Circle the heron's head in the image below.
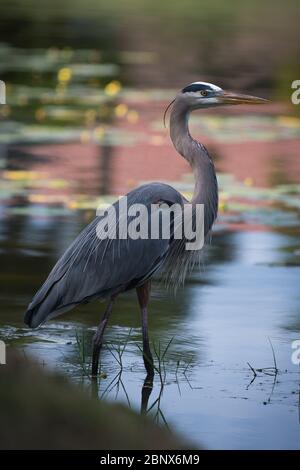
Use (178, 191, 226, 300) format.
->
(177, 81, 267, 109)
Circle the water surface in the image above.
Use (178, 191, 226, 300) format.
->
(1, 209, 300, 449)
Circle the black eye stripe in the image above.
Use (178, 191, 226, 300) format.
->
(182, 83, 213, 93)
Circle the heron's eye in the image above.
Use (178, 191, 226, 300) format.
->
(200, 90, 208, 97)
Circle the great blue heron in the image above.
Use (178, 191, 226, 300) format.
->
(25, 81, 266, 378)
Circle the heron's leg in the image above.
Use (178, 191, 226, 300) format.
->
(92, 299, 113, 378)
(141, 372, 154, 414)
(136, 281, 154, 378)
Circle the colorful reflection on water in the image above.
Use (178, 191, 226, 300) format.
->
(0, 39, 300, 449)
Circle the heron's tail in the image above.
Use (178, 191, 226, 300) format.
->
(24, 274, 76, 328)
(25, 299, 76, 329)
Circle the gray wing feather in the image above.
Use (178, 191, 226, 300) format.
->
(25, 183, 183, 327)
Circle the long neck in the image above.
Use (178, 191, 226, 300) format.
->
(170, 98, 218, 234)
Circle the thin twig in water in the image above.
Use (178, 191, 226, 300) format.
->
(246, 362, 257, 389)
(245, 338, 279, 400)
(75, 328, 90, 378)
(267, 370, 278, 404)
(175, 359, 182, 395)
(268, 337, 278, 372)
(100, 371, 120, 399)
(247, 362, 257, 377)
(99, 330, 132, 406)
(183, 357, 193, 375)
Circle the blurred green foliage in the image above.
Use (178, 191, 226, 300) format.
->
(0, 0, 299, 92)
(0, 351, 188, 449)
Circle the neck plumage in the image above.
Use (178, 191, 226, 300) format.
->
(170, 98, 218, 234)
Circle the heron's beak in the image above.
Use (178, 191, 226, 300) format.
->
(218, 91, 268, 105)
